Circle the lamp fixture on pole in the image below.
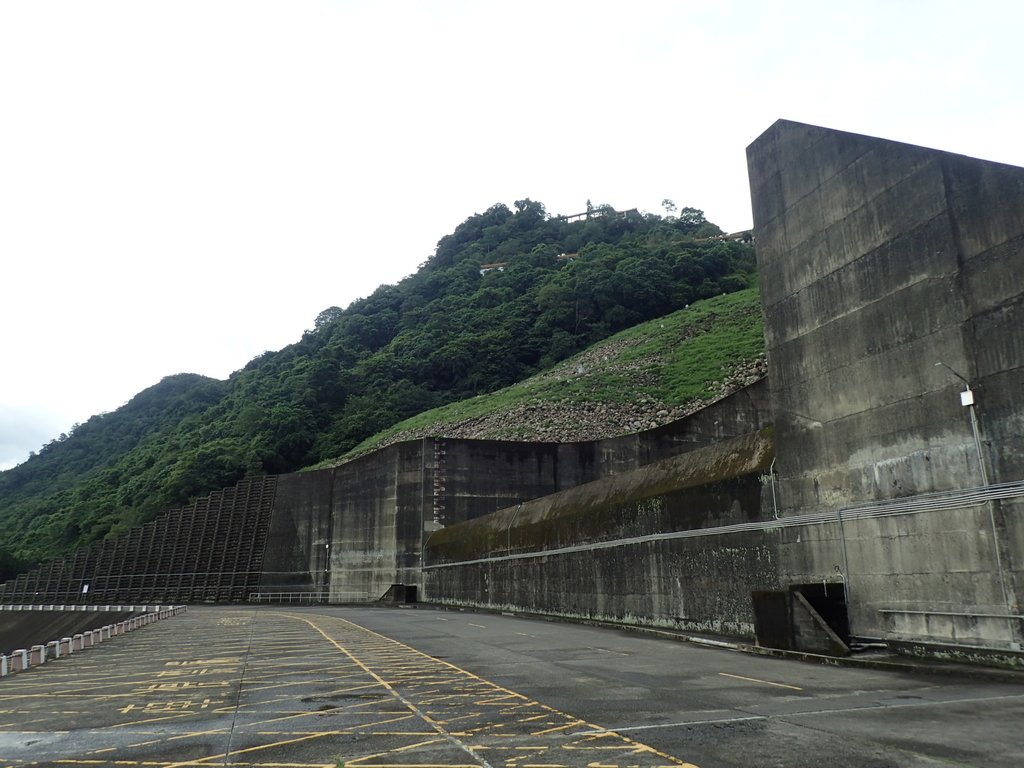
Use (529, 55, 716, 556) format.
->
(934, 362, 1017, 648)
(933, 362, 987, 485)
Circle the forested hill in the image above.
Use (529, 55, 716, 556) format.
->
(0, 199, 756, 570)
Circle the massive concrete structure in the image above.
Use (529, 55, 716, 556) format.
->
(749, 119, 1024, 507)
(421, 121, 1024, 654)
(0, 386, 768, 605)
(3, 121, 1021, 656)
(749, 120, 1024, 647)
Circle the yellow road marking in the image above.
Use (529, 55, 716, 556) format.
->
(160, 729, 344, 768)
(286, 612, 699, 767)
(717, 672, 803, 690)
(3, 609, 702, 768)
(285, 615, 496, 767)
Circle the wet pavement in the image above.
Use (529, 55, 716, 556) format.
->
(1, 605, 1022, 767)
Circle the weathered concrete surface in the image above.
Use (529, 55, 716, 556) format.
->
(257, 382, 772, 604)
(424, 431, 776, 636)
(748, 119, 1024, 508)
(781, 501, 1021, 646)
(748, 120, 1024, 648)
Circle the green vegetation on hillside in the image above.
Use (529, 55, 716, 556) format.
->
(339, 288, 764, 458)
(0, 200, 759, 566)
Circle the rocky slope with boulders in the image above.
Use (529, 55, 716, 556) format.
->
(366, 356, 766, 448)
(337, 291, 767, 460)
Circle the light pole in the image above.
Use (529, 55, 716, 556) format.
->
(934, 362, 1018, 648)
(934, 362, 988, 485)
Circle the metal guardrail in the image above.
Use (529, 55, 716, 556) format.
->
(248, 592, 329, 603)
(247, 592, 376, 604)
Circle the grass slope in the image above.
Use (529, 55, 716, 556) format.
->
(328, 287, 764, 463)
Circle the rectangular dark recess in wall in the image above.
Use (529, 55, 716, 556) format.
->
(791, 582, 850, 644)
(751, 590, 792, 650)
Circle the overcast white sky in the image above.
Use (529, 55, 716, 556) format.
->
(2, 0, 1022, 470)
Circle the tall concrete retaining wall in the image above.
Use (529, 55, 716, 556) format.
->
(747, 119, 1024, 648)
(257, 382, 772, 603)
(423, 428, 1024, 647)
(748, 119, 1024, 508)
(423, 431, 778, 635)
(1, 382, 769, 608)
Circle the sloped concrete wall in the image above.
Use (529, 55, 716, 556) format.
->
(423, 432, 778, 635)
(258, 382, 772, 602)
(258, 471, 330, 594)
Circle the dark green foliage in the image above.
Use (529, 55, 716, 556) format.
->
(0, 547, 26, 582)
(0, 202, 756, 565)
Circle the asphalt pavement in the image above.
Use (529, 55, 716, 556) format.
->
(0, 604, 1021, 767)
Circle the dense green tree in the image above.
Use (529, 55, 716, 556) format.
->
(0, 200, 756, 566)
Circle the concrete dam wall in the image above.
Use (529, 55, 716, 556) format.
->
(0, 385, 769, 606)
(260, 383, 771, 602)
(750, 120, 1024, 648)
(423, 431, 777, 636)
(2, 120, 1021, 654)
(416, 121, 1024, 651)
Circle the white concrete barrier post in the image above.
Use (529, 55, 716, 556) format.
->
(11, 650, 28, 672)
(60, 637, 72, 655)
(47, 640, 60, 658)
(29, 645, 46, 665)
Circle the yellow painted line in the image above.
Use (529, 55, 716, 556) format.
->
(160, 729, 345, 768)
(109, 711, 201, 729)
(390, 737, 447, 754)
(529, 720, 585, 736)
(251, 730, 435, 736)
(248, 710, 415, 731)
(295, 612, 700, 767)
(285, 617, 493, 768)
(717, 672, 803, 691)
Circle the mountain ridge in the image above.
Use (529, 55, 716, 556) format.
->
(0, 199, 759, 567)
